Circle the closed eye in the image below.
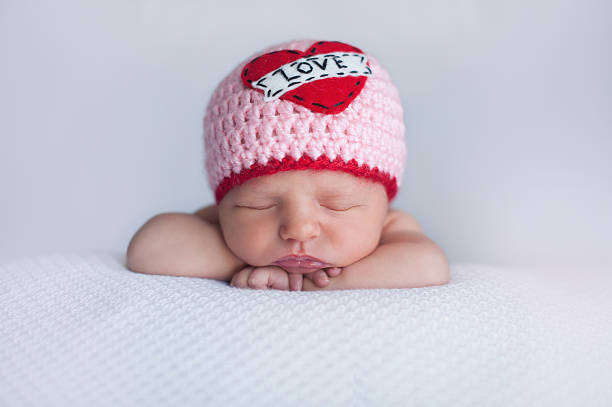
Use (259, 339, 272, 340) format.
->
(321, 204, 359, 212)
(236, 204, 276, 210)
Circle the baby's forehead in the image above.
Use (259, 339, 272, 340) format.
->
(237, 170, 374, 195)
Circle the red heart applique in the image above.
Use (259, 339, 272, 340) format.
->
(241, 41, 372, 115)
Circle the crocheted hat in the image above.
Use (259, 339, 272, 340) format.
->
(203, 39, 406, 205)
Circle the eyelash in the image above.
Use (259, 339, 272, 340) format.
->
(238, 205, 275, 210)
(237, 204, 357, 212)
(321, 204, 356, 212)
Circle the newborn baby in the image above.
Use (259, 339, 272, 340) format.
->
(127, 39, 450, 291)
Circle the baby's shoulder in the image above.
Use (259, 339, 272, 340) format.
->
(383, 208, 424, 234)
(378, 209, 430, 246)
(193, 204, 219, 224)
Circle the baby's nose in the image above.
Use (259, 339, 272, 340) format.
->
(279, 213, 320, 242)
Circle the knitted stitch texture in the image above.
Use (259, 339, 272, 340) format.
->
(3, 252, 612, 406)
(203, 39, 406, 204)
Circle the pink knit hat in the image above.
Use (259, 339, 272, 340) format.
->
(203, 39, 406, 205)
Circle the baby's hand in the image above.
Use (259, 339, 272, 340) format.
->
(303, 267, 343, 288)
(229, 265, 343, 291)
(230, 265, 297, 291)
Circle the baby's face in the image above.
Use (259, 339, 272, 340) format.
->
(217, 169, 389, 272)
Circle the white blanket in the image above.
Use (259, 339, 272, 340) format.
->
(1, 251, 610, 406)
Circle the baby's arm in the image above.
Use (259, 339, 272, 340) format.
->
(126, 208, 246, 281)
(302, 211, 450, 291)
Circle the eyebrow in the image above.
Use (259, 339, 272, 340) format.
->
(239, 178, 372, 198)
(318, 188, 357, 198)
(239, 187, 358, 199)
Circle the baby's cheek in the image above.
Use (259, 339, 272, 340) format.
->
(225, 222, 275, 264)
(330, 221, 381, 262)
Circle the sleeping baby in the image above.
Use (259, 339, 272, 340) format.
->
(126, 39, 450, 291)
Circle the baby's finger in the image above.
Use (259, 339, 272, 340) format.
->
(267, 267, 292, 290)
(326, 267, 342, 277)
(230, 266, 253, 288)
(313, 269, 330, 288)
(288, 273, 303, 291)
(303, 271, 316, 281)
(247, 267, 273, 289)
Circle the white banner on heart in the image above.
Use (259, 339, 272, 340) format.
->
(251, 51, 372, 102)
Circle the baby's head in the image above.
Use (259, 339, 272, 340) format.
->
(203, 39, 406, 270)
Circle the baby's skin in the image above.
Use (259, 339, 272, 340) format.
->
(127, 169, 450, 291)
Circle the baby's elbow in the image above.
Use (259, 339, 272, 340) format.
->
(126, 228, 152, 275)
(425, 244, 450, 286)
(125, 213, 175, 275)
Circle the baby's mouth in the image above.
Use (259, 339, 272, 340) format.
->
(272, 255, 331, 272)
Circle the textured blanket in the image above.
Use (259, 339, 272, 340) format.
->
(1, 251, 610, 406)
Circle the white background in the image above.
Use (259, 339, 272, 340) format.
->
(1, 0, 610, 270)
